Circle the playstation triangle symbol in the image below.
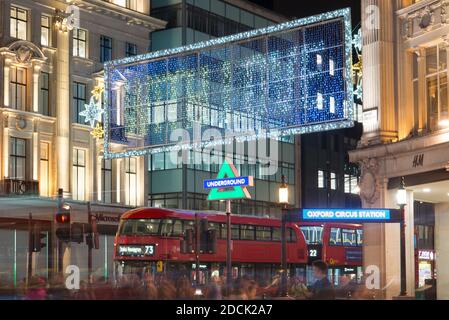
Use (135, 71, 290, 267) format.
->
(207, 158, 252, 201)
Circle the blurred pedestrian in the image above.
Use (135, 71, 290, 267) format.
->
(176, 276, 194, 299)
(307, 261, 335, 300)
(158, 279, 177, 300)
(205, 272, 223, 300)
(25, 276, 47, 300)
(246, 280, 259, 300)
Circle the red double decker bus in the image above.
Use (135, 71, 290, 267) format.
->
(299, 222, 363, 285)
(113, 208, 309, 286)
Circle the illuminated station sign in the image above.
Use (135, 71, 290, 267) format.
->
(298, 208, 402, 223)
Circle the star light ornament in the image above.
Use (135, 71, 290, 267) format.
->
(91, 123, 105, 139)
(80, 96, 104, 128)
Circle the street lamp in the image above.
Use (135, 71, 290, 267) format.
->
(279, 175, 289, 297)
(396, 177, 407, 297)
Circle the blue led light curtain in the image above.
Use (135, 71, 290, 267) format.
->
(104, 9, 353, 158)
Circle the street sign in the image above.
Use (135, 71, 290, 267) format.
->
(204, 176, 254, 190)
(291, 208, 402, 223)
(206, 158, 253, 201)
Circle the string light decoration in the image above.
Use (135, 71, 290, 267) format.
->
(103, 8, 354, 159)
(352, 28, 363, 102)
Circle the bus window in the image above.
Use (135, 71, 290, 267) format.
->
(119, 220, 134, 235)
(288, 228, 297, 242)
(357, 229, 363, 246)
(300, 226, 323, 244)
(135, 219, 160, 235)
(231, 224, 240, 240)
(160, 219, 174, 236)
(172, 220, 183, 236)
(272, 227, 281, 241)
(219, 223, 227, 239)
(240, 225, 255, 240)
(342, 229, 357, 246)
(329, 228, 341, 245)
(256, 226, 271, 241)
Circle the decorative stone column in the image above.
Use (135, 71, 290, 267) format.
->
(56, 29, 71, 197)
(3, 58, 11, 107)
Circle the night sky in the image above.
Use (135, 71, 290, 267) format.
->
(250, 0, 361, 29)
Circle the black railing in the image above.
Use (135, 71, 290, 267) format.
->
(1, 179, 39, 196)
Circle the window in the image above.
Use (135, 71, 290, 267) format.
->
(344, 174, 359, 194)
(73, 28, 87, 58)
(160, 219, 174, 236)
(40, 143, 49, 197)
(9, 138, 26, 180)
(329, 59, 335, 76)
(318, 170, 325, 189)
(256, 226, 271, 241)
(151, 153, 165, 171)
(10, 6, 27, 40)
(426, 45, 448, 131)
(317, 93, 323, 110)
(342, 229, 357, 246)
(102, 158, 112, 203)
(300, 226, 323, 245)
(272, 227, 281, 241)
(72, 149, 86, 201)
(40, 72, 50, 116)
(100, 35, 112, 62)
(126, 42, 137, 57)
(125, 158, 137, 206)
(288, 229, 297, 242)
(357, 229, 363, 246)
(41, 15, 50, 46)
(9, 66, 27, 110)
(72, 82, 86, 123)
(231, 224, 240, 240)
(240, 225, 255, 240)
(413, 53, 419, 132)
(329, 227, 342, 246)
(330, 172, 337, 190)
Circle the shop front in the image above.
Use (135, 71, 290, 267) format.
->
(350, 130, 449, 299)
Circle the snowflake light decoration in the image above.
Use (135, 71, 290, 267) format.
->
(80, 96, 104, 128)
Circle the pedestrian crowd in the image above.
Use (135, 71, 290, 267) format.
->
(0, 261, 379, 300)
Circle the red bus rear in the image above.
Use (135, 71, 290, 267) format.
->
(113, 208, 309, 286)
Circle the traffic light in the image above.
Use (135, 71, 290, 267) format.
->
(30, 223, 47, 253)
(207, 229, 218, 254)
(55, 202, 71, 242)
(199, 218, 209, 253)
(71, 223, 84, 244)
(180, 229, 194, 254)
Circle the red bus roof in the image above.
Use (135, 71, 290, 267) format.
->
(120, 207, 285, 226)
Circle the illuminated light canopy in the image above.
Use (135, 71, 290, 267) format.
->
(103, 8, 354, 159)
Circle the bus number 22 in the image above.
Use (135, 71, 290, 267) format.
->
(309, 249, 318, 257)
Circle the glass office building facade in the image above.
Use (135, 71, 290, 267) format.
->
(148, 0, 296, 217)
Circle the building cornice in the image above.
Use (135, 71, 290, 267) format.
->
(70, 0, 167, 31)
(349, 129, 449, 163)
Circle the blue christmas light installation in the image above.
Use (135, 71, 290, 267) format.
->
(103, 8, 354, 159)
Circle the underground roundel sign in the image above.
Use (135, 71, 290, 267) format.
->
(205, 158, 254, 201)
